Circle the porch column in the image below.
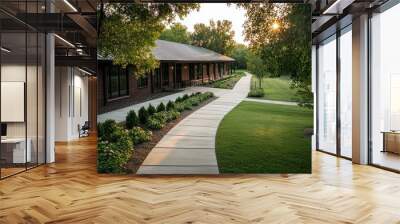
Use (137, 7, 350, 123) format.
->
(201, 63, 204, 84)
(174, 63, 177, 88)
(352, 14, 369, 164)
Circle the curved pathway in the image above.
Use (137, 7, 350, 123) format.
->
(244, 98, 299, 106)
(137, 73, 252, 174)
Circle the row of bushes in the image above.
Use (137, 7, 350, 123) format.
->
(126, 92, 214, 130)
(97, 92, 214, 173)
(209, 71, 246, 89)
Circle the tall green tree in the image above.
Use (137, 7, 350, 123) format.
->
(240, 4, 312, 108)
(159, 23, 191, 44)
(231, 44, 250, 69)
(246, 51, 267, 88)
(98, 3, 199, 76)
(191, 20, 236, 55)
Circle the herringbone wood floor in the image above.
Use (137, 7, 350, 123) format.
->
(1, 136, 400, 224)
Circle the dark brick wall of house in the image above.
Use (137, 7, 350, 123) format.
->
(97, 62, 154, 114)
(98, 61, 234, 114)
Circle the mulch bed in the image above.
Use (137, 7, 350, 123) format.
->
(125, 96, 217, 173)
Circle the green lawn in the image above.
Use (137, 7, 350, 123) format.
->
(216, 101, 312, 173)
(209, 70, 246, 89)
(251, 76, 299, 102)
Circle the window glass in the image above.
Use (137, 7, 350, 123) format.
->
(371, 4, 400, 171)
(138, 75, 148, 88)
(107, 66, 129, 99)
(317, 35, 337, 154)
(340, 27, 352, 158)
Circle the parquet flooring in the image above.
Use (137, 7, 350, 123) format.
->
(1, 135, 400, 223)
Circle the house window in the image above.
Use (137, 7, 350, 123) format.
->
(137, 75, 149, 88)
(154, 68, 161, 89)
(196, 64, 202, 80)
(107, 66, 129, 99)
(162, 63, 169, 86)
(189, 64, 195, 80)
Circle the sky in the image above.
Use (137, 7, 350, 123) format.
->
(174, 3, 247, 45)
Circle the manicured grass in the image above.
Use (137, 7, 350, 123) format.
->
(216, 101, 312, 173)
(251, 76, 299, 102)
(209, 70, 246, 89)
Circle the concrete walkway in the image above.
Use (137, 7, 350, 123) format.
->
(244, 98, 299, 106)
(137, 73, 252, 174)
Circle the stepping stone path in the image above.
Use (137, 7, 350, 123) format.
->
(137, 73, 252, 174)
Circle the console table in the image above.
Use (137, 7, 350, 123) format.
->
(382, 131, 400, 154)
(1, 138, 31, 164)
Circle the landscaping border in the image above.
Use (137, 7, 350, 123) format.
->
(126, 96, 216, 173)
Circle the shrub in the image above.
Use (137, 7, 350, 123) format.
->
(166, 100, 175, 111)
(97, 131, 133, 173)
(248, 88, 265, 97)
(152, 112, 168, 124)
(138, 107, 149, 124)
(146, 116, 166, 130)
(175, 96, 182, 103)
(188, 97, 200, 106)
(147, 104, 156, 115)
(125, 110, 139, 129)
(167, 110, 180, 121)
(204, 92, 214, 99)
(97, 119, 122, 142)
(159, 111, 181, 122)
(156, 102, 166, 112)
(175, 102, 185, 112)
(128, 127, 152, 145)
(183, 101, 193, 110)
(182, 94, 189, 101)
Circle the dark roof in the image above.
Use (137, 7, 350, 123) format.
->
(153, 40, 234, 62)
(99, 40, 235, 62)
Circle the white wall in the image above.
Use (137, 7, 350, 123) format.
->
(55, 67, 89, 141)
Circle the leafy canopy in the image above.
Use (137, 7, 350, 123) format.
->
(231, 44, 250, 69)
(191, 20, 236, 56)
(159, 22, 191, 44)
(98, 3, 199, 76)
(239, 4, 312, 107)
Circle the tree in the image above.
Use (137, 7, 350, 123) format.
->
(159, 23, 191, 44)
(240, 4, 312, 108)
(191, 20, 236, 55)
(98, 3, 199, 76)
(246, 51, 267, 89)
(230, 44, 250, 69)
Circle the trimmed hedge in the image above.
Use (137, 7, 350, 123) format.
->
(166, 101, 175, 111)
(138, 107, 149, 124)
(126, 110, 139, 129)
(248, 88, 265, 97)
(156, 102, 166, 112)
(147, 104, 156, 116)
